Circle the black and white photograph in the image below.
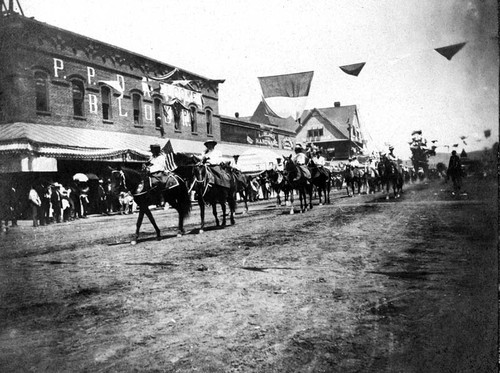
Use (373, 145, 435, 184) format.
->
(0, 0, 498, 371)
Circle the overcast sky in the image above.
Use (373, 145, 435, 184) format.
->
(19, 0, 498, 158)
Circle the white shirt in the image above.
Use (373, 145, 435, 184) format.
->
(29, 188, 41, 206)
(294, 152, 307, 165)
(204, 148, 223, 164)
(148, 152, 167, 173)
(387, 152, 397, 162)
(314, 156, 326, 166)
(349, 159, 360, 168)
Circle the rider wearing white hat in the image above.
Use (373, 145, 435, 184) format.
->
(293, 144, 311, 180)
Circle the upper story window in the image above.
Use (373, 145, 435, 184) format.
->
(132, 93, 142, 125)
(190, 105, 198, 133)
(35, 71, 49, 112)
(154, 98, 163, 129)
(205, 108, 213, 135)
(307, 128, 323, 139)
(71, 79, 85, 117)
(101, 86, 112, 120)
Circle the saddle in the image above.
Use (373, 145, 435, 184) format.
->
(206, 165, 231, 189)
(136, 171, 179, 194)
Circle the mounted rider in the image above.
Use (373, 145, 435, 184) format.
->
(202, 140, 231, 188)
(293, 143, 311, 181)
(311, 149, 330, 178)
(146, 144, 169, 187)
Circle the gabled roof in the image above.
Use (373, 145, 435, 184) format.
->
(299, 105, 358, 138)
(249, 101, 299, 132)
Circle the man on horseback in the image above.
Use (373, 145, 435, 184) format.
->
(202, 140, 231, 188)
(292, 144, 311, 181)
(146, 144, 169, 188)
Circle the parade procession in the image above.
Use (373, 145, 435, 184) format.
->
(0, 1, 498, 372)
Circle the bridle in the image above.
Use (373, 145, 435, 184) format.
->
(189, 162, 210, 197)
(111, 170, 127, 192)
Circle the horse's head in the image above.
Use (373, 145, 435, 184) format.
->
(109, 168, 127, 195)
(192, 162, 208, 184)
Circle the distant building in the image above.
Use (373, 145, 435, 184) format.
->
(220, 114, 296, 152)
(296, 102, 365, 160)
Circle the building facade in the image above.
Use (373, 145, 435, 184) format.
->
(0, 12, 226, 175)
(296, 102, 365, 160)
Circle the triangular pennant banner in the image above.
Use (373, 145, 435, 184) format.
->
(339, 62, 366, 77)
(258, 71, 314, 98)
(434, 42, 466, 60)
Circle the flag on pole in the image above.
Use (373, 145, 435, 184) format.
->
(257, 71, 314, 119)
(339, 62, 366, 77)
(434, 42, 466, 60)
(162, 140, 178, 171)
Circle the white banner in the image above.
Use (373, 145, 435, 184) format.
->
(159, 83, 203, 108)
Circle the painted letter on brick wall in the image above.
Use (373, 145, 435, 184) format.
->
(88, 94, 98, 114)
(87, 67, 95, 85)
(53, 59, 64, 78)
(144, 104, 152, 121)
(118, 98, 128, 117)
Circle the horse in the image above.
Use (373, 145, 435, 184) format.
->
(109, 166, 191, 243)
(283, 155, 313, 213)
(308, 162, 331, 205)
(380, 157, 404, 199)
(266, 169, 292, 207)
(343, 164, 357, 197)
(191, 162, 236, 232)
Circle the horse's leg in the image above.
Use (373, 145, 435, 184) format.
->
(131, 209, 145, 244)
(220, 200, 227, 226)
(289, 188, 295, 214)
(144, 207, 161, 238)
(212, 201, 221, 226)
(198, 198, 205, 233)
(308, 185, 313, 210)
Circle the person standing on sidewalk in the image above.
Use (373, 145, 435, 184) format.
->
(28, 185, 41, 227)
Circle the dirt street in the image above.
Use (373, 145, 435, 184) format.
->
(0, 178, 497, 372)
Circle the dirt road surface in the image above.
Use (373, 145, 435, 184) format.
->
(0, 178, 497, 372)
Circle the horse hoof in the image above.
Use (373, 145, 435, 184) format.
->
(130, 240, 137, 245)
(290, 209, 294, 215)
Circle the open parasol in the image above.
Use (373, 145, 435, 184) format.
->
(73, 173, 89, 182)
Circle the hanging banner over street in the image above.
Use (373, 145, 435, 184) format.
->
(258, 71, 314, 119)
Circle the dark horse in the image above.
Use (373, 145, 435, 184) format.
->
(266, 169, 292, 207)
(343, 164, 358, 197)
(109, 167, 191, 244)
(308, 162, 331, 204)
(378, 157, 404, 199)
(283, 155, 313, 214)
(175, 153, 236, 233)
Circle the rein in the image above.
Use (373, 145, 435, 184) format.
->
(191, 164, 210, 197)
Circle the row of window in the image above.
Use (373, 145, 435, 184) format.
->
(34, 71, 213, 135)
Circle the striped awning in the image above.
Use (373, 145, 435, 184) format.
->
(0, 122, 293, 165)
